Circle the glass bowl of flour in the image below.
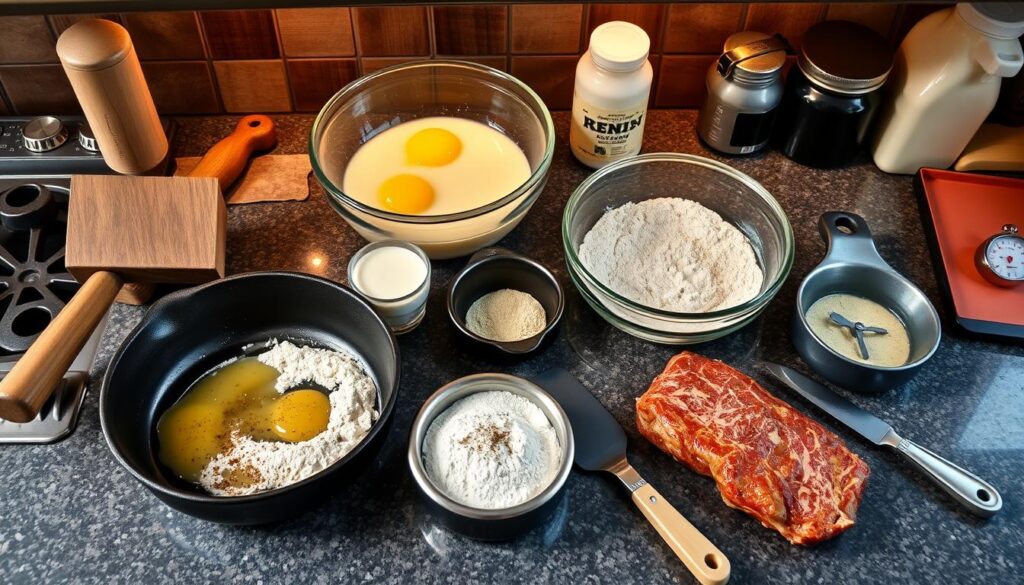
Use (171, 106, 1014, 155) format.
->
(562, 153, 794, 344)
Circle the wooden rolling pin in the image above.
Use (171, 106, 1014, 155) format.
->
(0, 115, 277, 423)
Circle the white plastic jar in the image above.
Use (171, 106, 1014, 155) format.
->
(569, 21, 653, 169)
(871, 3, 1024, 174)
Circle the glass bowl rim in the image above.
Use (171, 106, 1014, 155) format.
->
(562, 152, 795, 320)
(309, 59, 556, 225)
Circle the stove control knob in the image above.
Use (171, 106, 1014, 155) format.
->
(77, 122, 100, 152)
(22, 116, 68, 153)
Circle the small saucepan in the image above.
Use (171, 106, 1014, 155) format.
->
(793, 212, 941, 392)
(446, 248, 564, 360)
(100, 272, 400, 524)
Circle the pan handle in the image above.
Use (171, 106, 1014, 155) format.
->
(615, 462, 731, 585)
(187, 114, 278, 191)
(0, 270, 122, 423)
(817, 212, 891, 270)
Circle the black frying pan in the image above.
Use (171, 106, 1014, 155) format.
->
(100, 272, 400, 525)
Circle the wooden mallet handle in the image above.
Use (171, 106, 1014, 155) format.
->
(0, 271, 123, 423)
(0, 116, 276, 422)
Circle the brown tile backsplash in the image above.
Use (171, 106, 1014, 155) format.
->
(824, 2, 899, 39)
(287, 58, 360, 112)
(511, 55, 578, 110)
(123, 12, 206, 61)
(353, 7, 430, 57)
(47, 13, 122, 36)
(655, 55, 716, 108)
(277, 8, 356, 58)
(511, 4, 584, 54)
(0, 4, 945, 115)
(213, 60, 291, 113)
(433, 5, 508, 56)
(588, 4, 666, 52)
(663, 4, 745, 54)
(0, 64, 80, 115)
(744, 3, 825, 50)
(200, 10, 279, 60)
(0, 16, 59, 64)
(141, 61, 220, 114)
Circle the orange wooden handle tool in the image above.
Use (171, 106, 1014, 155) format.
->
(187, 114, 278, 192)
(0, 271, 123, 423)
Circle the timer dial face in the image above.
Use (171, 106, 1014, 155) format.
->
(985, 235, 1024, 282)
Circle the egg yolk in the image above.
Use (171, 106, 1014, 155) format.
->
(406, 127, 462, 166)
(156, 402, 226, 482)
(272, 389, 331, 443)
(378, 174, 435, 214)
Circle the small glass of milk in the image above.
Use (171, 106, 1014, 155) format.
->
(347, 240, 431, 334)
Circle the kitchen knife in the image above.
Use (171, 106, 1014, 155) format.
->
(763, 362, 1002, 517)
(534, 369, 730, 585)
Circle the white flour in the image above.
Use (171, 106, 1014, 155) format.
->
(578, 198, 763, 312)
(199, 341, 378, 496)
(423, 391, 561, 509)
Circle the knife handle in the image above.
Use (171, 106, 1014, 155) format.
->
(884, 431, 1002, 517)
(617, 465, 730, 585)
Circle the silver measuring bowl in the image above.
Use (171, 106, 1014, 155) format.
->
(793, 212, 941, 393)
(407, 373, 574, 540)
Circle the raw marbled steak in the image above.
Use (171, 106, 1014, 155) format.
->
(636, 352, 869, 545)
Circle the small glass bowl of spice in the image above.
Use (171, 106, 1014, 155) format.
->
(348, 240, 431, 334)
(446, 248, 564, 359)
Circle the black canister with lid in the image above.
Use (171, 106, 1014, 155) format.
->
(774, 21, 894, 168)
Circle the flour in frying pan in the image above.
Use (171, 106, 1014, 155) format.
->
(199, 341, 378, 496)
(578, 198, 763, 312)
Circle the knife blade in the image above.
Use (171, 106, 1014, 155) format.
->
(762, 362, 891, 444)
(762, 362, 1002, 517)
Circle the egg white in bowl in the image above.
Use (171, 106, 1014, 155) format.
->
(311, 60, 555, 259)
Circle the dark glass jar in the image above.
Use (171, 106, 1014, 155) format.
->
(773, 21, 893, 169)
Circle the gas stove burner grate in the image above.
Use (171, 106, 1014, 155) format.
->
(0, 182, 78, 356)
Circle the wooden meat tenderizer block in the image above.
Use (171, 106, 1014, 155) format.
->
(0, 115, 276, 423)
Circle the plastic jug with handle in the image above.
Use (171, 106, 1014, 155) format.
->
(871, 3, 1024, 175)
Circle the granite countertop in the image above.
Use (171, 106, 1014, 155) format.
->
(2, 111, 1021, 584)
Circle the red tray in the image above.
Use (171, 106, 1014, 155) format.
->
(914, 168, 1024, 340)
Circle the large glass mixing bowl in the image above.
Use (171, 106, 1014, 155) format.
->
(310, 60, 555, 259)
(562, 153, 794, 344)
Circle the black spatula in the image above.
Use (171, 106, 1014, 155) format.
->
(533, 369, 731, 585)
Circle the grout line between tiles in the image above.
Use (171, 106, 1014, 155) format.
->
(194, 11, 226, 114)
(271, 9, 295, 113)
(653, 4, 673, 105)
(427, 6, 438, 59)
(351, 7, 366, 76)
(505, 4, 511, 72)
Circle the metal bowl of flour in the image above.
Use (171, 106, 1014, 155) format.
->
(408, 373, 574, 540)
(562, 153, 794, 344)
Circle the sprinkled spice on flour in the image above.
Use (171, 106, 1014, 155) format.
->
(423, 390, 561, 509)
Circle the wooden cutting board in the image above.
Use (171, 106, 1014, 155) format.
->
(0, 115, 277, 423)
